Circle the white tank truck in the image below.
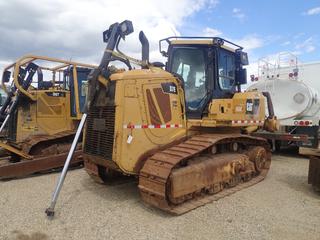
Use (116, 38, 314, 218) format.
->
(248, 52, 320, 151)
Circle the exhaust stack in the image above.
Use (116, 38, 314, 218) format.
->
(139, 31, 149, 68)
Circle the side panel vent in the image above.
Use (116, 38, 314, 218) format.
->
(84, 106, 115, 160)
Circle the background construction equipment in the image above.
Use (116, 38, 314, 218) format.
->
(0, 55, 96, 179)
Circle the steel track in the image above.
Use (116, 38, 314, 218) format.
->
(138, 133, 271, 215)
(0, 131, 83, 179)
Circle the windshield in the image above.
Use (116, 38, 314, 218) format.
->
(171, 48, 207, 111)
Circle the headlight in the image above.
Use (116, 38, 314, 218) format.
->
(119, 20, 134, 36)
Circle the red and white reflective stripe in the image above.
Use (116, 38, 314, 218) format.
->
(123, 124, 183, 129)
(232, 120, 264, 124)
(293, 120, 313, 126)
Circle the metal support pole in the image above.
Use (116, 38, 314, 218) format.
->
(0, 114, 10, 133)
(45, 113, 87, 217)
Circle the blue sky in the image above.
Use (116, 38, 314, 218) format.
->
(0, 0, 319, 72)
(178, 0, 320, 63)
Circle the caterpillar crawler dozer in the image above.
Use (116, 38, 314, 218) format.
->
(0, 55, 96, 179)
(46, 20, 277, 216)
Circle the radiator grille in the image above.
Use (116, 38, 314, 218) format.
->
(84, 106, 115, 160)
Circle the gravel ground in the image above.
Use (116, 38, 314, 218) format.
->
(0, 151, 319, 240)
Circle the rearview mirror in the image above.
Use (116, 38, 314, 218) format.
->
(239, 52, 249, 66)
(236, 68, 247, 85)
(236, 51, 249, 66)
(3, 70, 11, 83)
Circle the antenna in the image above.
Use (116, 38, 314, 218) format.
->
(170, 26, 178, 38)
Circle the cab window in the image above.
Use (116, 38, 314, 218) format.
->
(171, 48, 207, 111)
(218, 49, 235, 90)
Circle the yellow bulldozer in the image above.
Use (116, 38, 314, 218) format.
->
(0, 55, 96, 179)
(46, 20, 277, 216)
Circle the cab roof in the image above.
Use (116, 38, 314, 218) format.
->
(159, 37, 243, 55)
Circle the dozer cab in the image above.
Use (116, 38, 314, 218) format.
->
(0, 55, 96, 179)
(47, 20, 277, 216)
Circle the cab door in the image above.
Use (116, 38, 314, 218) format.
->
(167, 46, 213, 119)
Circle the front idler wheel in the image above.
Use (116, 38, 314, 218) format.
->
(248, 147, 267, 173)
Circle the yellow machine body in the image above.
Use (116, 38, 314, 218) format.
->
(14, 90, 74, 143)
(189, 91, 265, 128)
(82, 21, 274, 214)
(84, 69, 186, 174)
(83, 69, 267, 175)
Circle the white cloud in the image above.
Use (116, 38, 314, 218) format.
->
(290, 51, 302, 56)
(233, 8, 241, 13)
(201, 28, 265, 53)
(0, 0, 218, 71)
(305, 7, 320, 15)
(208, 0, 219, 8)
(306, 45, 316, 53)
(234, 35, 264, 51)
(203, 27, 223, 36)
(293, 32, 305, 39)
(232, 8, 246, 21)
(295, 37, 316, 53)
(281, 41, 291, 46)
